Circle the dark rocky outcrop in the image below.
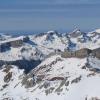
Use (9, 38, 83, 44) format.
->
(61, 48, 92, 58)
(49, 77, 64, 81)
(71, 76, 82, 84)
(75, 48, 92, 58)
(4, 72, 12, 83)
(62, 47, 100, 59)
(0, 36, 29, 52)
(69, 28, 82, 38)
(92, 48, 100, 59)
(0, 59, 41, 74)
(21, 75, 35, 88)
(3, 65, 12, 73)
(61, 49, 75, 58)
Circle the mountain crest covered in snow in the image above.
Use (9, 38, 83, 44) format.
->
(0, 29, 100, 100)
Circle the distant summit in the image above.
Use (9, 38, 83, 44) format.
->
(95, 28, 100, 33)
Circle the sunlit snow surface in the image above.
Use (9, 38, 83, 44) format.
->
(0, 55, 100, 100)
(0, 30, 100, 100)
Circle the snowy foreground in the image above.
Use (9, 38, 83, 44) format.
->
(0, 29, 100, 100)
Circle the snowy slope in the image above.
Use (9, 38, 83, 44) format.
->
(0, 55, 100, 100)
(0, 33, 11, 41)
(95, 28, 100, 33)
(30, 31, 66, 51)
(0, 42, 44, 61)
(1, 29, 100, 61)
(0, 29, 100, 100)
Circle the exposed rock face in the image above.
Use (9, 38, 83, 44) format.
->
(2, 65, 13, 83)
(71, 76, 82, 84)
(3, 65, 12, 73)
(1, 30, 100, 99)
(4, 72, 12, 83)
(0, 42, 11, 52)
(0, 59, 41, 74)
(0, 54, 100, 99)
(75, 48, 92, 58)
(46, 31, 58, 41)
(61, 48, 92, 58)
(61, 48, 100, 59)
(0, 36, 29, 52)
(61, 49, 75, 58)
(49, 77, 64, 81)
(22, 75, 35, 88)
(86, 97, 100, 100)
(10, 40, 23, 47)
(69, 28, 82, 38)
(92, 48, 100, 59)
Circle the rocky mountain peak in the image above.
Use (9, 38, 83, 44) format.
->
(0, 29, 100, 100)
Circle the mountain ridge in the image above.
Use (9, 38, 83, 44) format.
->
(0, 28, 100, 100)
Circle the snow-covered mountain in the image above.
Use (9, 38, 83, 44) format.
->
(0, 33, 11, 41)
(0, 55, 100, 100)
(0, 29, 100, 100)
(1, 29, 100, 61)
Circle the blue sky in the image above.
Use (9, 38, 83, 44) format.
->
(0, 0, 100, 33)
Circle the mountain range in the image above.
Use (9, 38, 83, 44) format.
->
(0, 28, 100, 100)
